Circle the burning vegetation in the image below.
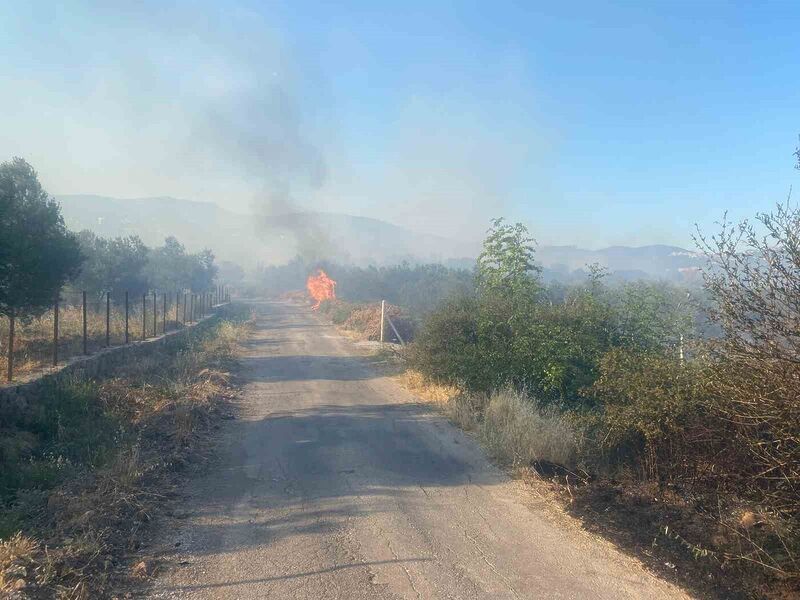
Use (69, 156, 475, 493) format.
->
(306, 269, 336, 309)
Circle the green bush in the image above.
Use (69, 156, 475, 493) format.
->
(407, 294, 487, 389)
(578, 348, 714, 479)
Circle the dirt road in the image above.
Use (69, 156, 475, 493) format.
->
(146, 301, 690, 599)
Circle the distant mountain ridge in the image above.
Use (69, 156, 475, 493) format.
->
(55, 194, 702, 281)
(535, 244, 702, 283)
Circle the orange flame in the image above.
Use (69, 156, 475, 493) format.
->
(306, 269, 336, 310)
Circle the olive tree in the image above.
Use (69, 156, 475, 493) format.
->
(0, 157, 83, 321)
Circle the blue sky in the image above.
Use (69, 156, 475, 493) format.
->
(1, 1, 798, 247)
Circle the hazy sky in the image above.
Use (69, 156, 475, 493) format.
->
(1, 1, 798, 248)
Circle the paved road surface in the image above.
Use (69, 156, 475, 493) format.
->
(146, 301, 690, 600)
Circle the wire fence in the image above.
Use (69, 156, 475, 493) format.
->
(1, 285, 231, 383)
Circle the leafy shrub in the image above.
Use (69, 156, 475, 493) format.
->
(407, 294, 488, 389)
(579, 348, 715, 480)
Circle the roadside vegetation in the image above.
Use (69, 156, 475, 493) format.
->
(0, 306, 253, 598)
(0, 157, 252, 597)
(238, 150, 800, 596)
(256, 259, 474, 317)
(404, 210, 800, 597)
(1, 157, 224, 378)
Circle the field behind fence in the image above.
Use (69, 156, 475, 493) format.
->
(1, 286, 230, 383)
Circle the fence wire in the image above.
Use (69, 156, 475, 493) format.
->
(2, 286, 230, 383)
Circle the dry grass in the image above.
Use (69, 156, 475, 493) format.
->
(0, 308, 254, 598)
(459, 388, 580, 470)
(397, 371, 579, 471)
(395, 369, 459, 405)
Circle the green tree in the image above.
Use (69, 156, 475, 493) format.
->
(0, 157, 83, 320)
(145, 237, 217, 292)
(188, 248, 218, 292)
(145, 236, 189, 291)
(72, 230, 149, 297)
(476, 218, 540, 299)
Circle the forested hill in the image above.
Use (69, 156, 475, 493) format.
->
(56, 194, 702, 281)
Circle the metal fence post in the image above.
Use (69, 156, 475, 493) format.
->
(152, 290, 157, 337)
(163, 292, 167, 334)
(380, 300, 385, 344)
(6, 314, 14, 382)
(106, 291, 111, 347)
(82, 290, 88, 355)
(53, 295, 59, 366)
(386, 313, 406, 345)
(124, 291, 129, 344)
(142, 293, 146, 340)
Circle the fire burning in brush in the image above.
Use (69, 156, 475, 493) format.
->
(306, 269, 336, 310)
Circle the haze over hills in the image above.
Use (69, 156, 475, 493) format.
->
(56, 194, 476, 268)
(56, 195, 703, 282)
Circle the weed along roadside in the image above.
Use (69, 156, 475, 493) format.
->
(0, 302, 254, 598)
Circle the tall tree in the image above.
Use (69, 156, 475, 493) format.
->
(476, 218, 540, 299)
(72, 230, 149, 297)
(0, 157, 83, 320)
(145, 237, 217, 292)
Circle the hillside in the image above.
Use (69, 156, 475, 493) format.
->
(56, 195, 702, 281)
(55, 195, 475, 268)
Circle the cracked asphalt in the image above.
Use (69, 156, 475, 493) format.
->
(146, 300, 691, 599)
